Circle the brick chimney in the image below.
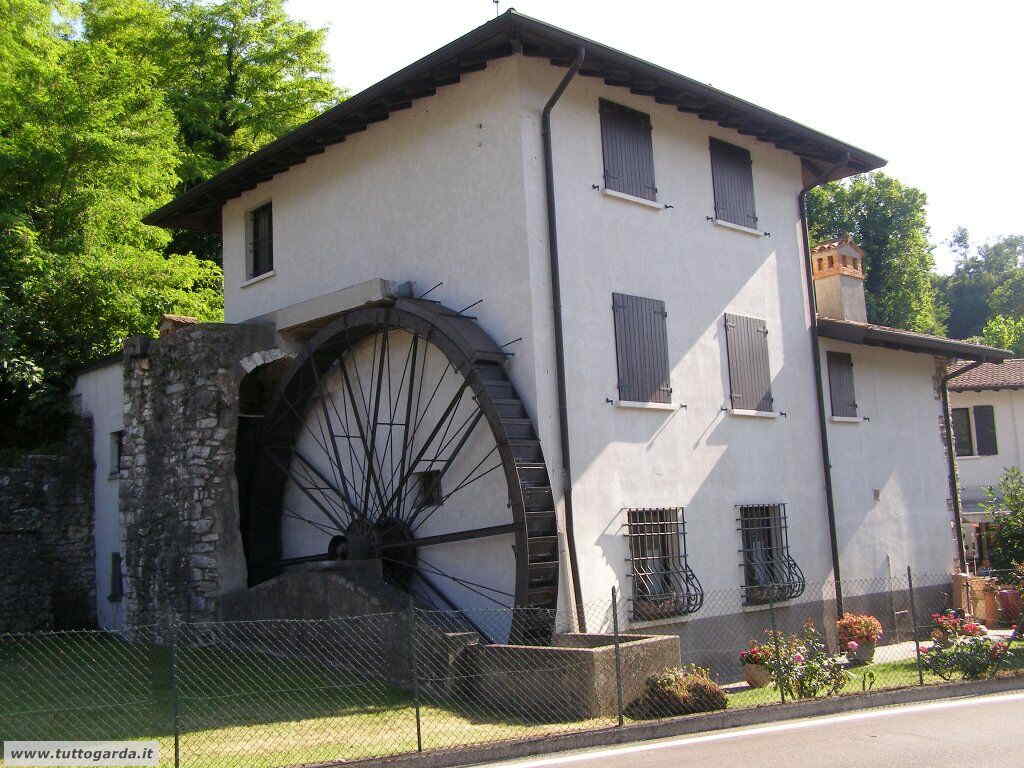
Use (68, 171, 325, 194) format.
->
(811, 235, 867, 323)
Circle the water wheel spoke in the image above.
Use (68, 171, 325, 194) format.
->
(378, 523, 514, 550)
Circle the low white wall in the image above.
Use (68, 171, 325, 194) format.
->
(73, 359, 125, 630)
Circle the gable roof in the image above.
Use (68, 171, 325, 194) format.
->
(948, 359, 1024, 391)
(144, 10, 886, 233)
(817, 317, 1012, 362)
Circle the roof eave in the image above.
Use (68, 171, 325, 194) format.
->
(817, 318, 1012, 362)
(144, 11, 886, 232)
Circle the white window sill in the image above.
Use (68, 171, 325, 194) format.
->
(742, 600, 796, 613)
(830, 416, 863, 423)
(241, 270, 276, 288)
(729, 408, 778, 419)
(957, 454, 988, 460)
(615, 400, 676, 411)
(602, 187, 663, 210)
(629, 614, 689, 629)
(713, 218, 763, 237)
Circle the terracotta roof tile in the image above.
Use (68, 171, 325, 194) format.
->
(947, 359, 1024, 391)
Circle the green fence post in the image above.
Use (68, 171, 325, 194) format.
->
(907, 566, 924, 686)
(611, 587, 625, 727)
(169, 618, 180, 768)
(768, 590, 786, 704)
(408, 597, 423, 752)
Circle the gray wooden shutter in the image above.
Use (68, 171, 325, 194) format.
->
(826, 351, 858, 417)
(600, 100, 657, 201)
(724, 313, 773, 412)
(951, 407, 974, 456)
(710, 138, 757, 228)
(974, 405, 998, 456)
(612, 293, 671, 403)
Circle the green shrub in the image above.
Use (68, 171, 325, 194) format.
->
(921, 636, 1014, 680)
(763, 620, 850, 699)
(627, 665, 727, 718)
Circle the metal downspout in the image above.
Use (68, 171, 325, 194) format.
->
(542, 46, 587, 631)
(798, 156, 848, 617)
(942, 360, 986, 573)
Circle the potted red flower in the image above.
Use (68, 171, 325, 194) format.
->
(739, 643, 773, 688)
(836, 613, 883, 665)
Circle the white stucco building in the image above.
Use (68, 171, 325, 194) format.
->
(74, 12, 1009, 639)
(947, 360, 1024, 570)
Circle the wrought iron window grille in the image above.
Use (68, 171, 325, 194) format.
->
(623, 507, 703, 621)
(736, 503, 805, 605)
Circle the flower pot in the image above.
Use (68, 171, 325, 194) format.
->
(845, 641, 875, 665)
(997, 589, 1021, 625)
(742, 663, 772, 688)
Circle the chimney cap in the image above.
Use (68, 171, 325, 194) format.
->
(811, 235, 865, 281)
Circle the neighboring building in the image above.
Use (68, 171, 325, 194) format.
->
(947, 359, 1024, 571)
(70, 12, 1009, 646)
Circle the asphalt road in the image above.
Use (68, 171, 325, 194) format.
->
(482, 691, 1024, 768)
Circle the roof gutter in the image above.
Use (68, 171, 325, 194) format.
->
(541, 45, 587, 631)
(798, 154, 848, 618)
(942, 360, 987, 572)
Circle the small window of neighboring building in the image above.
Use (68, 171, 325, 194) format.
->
(108, 430, 123, 480)
(413, 470, 443, 507)
(737, 504, 805, 605)
(247, 202, 274, 278)
(624, 507, 703, 621)
(612, 293, 671, 404)
(826, 351, 858, 418)
(724, 313, 773, 412)
(109, 552, 124, 602)
(599, 100, 657, 201)
(953, 405, 997, 457)
(710, 138, 757, 228)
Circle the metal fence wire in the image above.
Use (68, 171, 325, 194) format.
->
(2, 570, 1022, 768)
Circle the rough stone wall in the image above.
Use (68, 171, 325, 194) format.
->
(0, 418, 96, 632)
(119, 322, 279, 629)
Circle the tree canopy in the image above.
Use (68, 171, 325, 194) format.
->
(82, 0, 343, 262)
(806, 173, 944, 334)
(0, 0, 339, 451)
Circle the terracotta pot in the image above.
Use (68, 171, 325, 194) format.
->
(845, 640, 876, 665)
(997, 589, 1021, 625)
(742, 663, 772, 688)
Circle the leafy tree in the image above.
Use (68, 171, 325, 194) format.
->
(0, 3, 223, 449)
(981, 315, 1024, 355)
(82, 0, 343, 262)
(939, 230, 1024, 339)
(807, 173, 944, 334)
(982, 467, 1024, 571)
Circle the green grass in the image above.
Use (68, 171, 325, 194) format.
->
(0, 634, 612, 768)
(4, 635, 1022, 767)
(725, 653, 1024, 710)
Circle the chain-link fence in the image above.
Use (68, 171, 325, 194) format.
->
(3, 571, 1023, 768)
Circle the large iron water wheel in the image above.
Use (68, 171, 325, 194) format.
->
(243, 298, 559, 642)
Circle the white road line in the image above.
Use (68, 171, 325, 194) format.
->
(488, 691, 1024, 768)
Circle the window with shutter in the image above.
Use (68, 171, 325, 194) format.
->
(973, 405, 998, 456)
(826, 351, 858, 418)
(709, 138, 757, 228)
(612, 293, 671, 404)
(599, 100, 657, 201)
(951, 407, 974, 457)
(724, 313, 773, 412)
(248, 202, 274, 278)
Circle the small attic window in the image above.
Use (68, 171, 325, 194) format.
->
(246, 202, 274, 279)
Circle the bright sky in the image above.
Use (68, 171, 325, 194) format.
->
(287, 0, 1023, 274)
